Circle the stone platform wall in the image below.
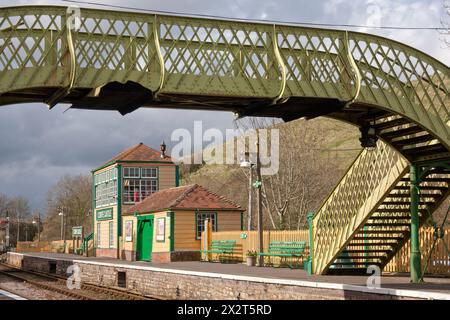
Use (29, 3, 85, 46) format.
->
(6, 253, 414, 300)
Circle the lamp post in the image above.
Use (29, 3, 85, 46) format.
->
(32, 212, 40, 242)
(58, 208, 66, 250)
(240, 151, 255, 231)
(239, 132, 263, 266)
(5, 209, 10, 250)
(59, 211, 64, 240)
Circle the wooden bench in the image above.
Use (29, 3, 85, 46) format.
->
(257, 241, 306, 268)
(201, 240, 236, 263)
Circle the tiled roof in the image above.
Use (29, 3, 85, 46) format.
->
(125, 184, 243, 214)
(98, 143, 173, 169)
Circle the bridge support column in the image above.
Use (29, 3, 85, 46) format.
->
(409, 164, 422, 283)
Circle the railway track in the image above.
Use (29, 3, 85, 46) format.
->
(0, 263, 162, 300)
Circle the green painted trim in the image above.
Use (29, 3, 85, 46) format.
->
(117, 164, 122, 250)
(92, 160, 176, 173)
(410, 164, 422, 283)
(169, 211, 175, 252)
(175, 165, 180, 187)
(96, 208, 113, 221)
(156, 217, 166, 243)
(91, 172, 95, 249)
(136, 214, 154, 261)
(240, 212, 244, 231)
(137, 215, 154, 221)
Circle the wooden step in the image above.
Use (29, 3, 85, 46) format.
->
(346, 242, 397, 247)
(394, 186, 447, 192)
(337, 256, 387, 260)
(392, 134, 435, 146)
(385, 194, 441, 200)
(342, 249, 392, 253)
(364, 223, 410, 227)
(401, 177, 450, 183)
(357, 230, 408, 234)
(375, 118, 410, 131)
(374, 208, 426, 213)
(370, 217, 413, 221)
(382, 126, 424, 140)
(403, 144, 448, 156)
(380, 201, 435, 206)
(330, 262, 381, 266)
(353, 236, 404, 241)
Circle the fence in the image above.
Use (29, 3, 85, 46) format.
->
(16, 240, 94, 255)
(201, 230, 309, 266)
(202, 228, 450, 275)
(384, 227, 450, 276)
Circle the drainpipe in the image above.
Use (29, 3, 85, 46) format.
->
(410, 164, 422, 283)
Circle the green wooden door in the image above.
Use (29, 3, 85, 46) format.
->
(137, 216, 154, 261)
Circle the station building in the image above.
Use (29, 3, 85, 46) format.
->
(92, 143, 244, 262)
(123, 184, 244, 262)
(92, 142, 178, 259)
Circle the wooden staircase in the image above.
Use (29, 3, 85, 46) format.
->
(327, 168, 450, 274)
(312, 113, 450, 275)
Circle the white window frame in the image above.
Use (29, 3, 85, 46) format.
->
(96, 223, 101, 247)
(123, 167, 140, 178)
(196, 212, 217, 239)
(122, 167, 159, 204)
(94, 167, 118, 208)
(109, 221, 114, 248)
(141, 167, 158, 178)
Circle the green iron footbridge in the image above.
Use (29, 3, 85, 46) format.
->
(0, 5, 449, 281)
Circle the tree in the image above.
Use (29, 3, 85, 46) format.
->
(41, 174, 92, 241)
(0, 194, 33, 246)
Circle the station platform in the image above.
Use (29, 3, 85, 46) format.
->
(7, 252, 450, 300)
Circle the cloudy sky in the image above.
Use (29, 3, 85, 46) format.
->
(0, 0, 448, 213)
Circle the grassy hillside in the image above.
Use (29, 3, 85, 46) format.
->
(180, 117, 361, 229)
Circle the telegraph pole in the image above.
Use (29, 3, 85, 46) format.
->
(5, 209, 10, 250)
(255, 132, 264, 267)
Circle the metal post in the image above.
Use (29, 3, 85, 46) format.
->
(256, 132, 264, 267)
(410, 164, 422, 283)
(5, 210, 10, 249)
(60, 211, 64, 240)
(306, 212, 314, 275)
(247, 165, 253, 231)
(37, 212, 40, 242)
(16, 210, 20, 245)
(63, 212, 66, 252)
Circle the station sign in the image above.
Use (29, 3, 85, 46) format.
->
(96, 208, 113, 221)
(72, 226, 83, 237)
